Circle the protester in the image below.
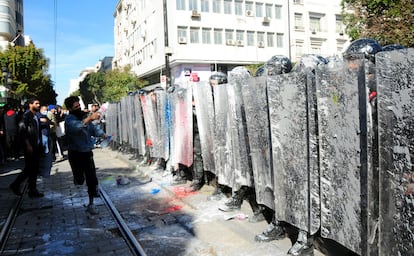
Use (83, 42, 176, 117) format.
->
(0, 107, 5, 165)
(38, 105, 53, 178)
(64, 96, 107, 215)
(9, 98, 44, 198)
(3, 105, 19, 160)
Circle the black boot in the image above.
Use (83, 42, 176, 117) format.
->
(9, 183, 22, 196)
(218, 186, 247, 212)
(255, 220, 286, 242)
(171, 168, 188, 185)
(287, 230, 314, 256)
(246, 188, 265, 223)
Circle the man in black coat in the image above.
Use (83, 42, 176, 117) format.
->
(9, 98, 44, 198)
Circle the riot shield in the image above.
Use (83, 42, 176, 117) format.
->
(125, 94, 135, 149)
(170, 87, 193, 168)
(106, 103, 119, 145)
(241, 76, 274, 209)
(193, 81, 216, 173)
(316, 58, 368, 254)
(166, 88, 176, 170)
(115, 102, 121, 146)
(376, 48, 414, 256)
(120, 97, 129, 145)
(155, 89, 169, 160)
(268, 71, 319, 235)
(133, 94, 146, 155)
(226, 77, 252, 191)
(213, 84, 233, 187)
(140, 93, 158, 157)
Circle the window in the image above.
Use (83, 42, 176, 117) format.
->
(225, 29, 234, 40)
(257, 31, 265, 45)
(235, 0, 243, 15)
(224, 0, 232, 14)
(255, 3, 263, 17)
(189, 0, 198, 11)
(294, 13, 303, 30)
(214, 29, 223, 44)
(236, 30, 244, 41)
(202, 28, 211, 44)
(247, 31, 254, 46)
(267, 32, 274, 47)
(336, 15, 344, 33)
(265, 4, 272, 18)
(311, 43, 321, 54)
(190, 27, 200, 43)
(275, 5, 282, 19)
(213, 0, 221, 13)
(176, 0, 186, 10)
(245, 1, 253, 12)
(296, 40, 304, 56)
(310, 17, 321, 32)
(178, 26, 187, 38)
(276, 33, 283, 47)
(201, 0, 210, 12)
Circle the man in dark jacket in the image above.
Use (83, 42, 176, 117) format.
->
(9, 98, 44, 198)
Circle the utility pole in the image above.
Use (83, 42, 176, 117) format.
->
(163, 0, 171, 89)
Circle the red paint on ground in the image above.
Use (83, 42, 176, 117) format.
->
(172, 186, 198, 198)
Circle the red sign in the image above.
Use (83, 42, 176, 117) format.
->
(189, 72, 199, 82)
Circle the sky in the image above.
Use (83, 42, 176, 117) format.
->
(24, 1, 117, 104)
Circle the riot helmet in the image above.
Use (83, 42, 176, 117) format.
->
(343, 38, 382, 63)
(254, 65, 265, 77)
(229, 66, 251, 78)
(265, 55, 292, 75)
(209, 72, 228, 86)
(382, 44, 405, 52)
(293, 54, 328, 72)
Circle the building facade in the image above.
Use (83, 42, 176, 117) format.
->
(113, 0, 350, 85)
(0, 0, 24, 50)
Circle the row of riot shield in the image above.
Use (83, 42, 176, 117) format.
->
(104, 48, 413, 256)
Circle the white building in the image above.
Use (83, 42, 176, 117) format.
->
(113, 0, 350, 85)
(0, 0, 25, 50)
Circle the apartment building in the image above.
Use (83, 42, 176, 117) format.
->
(113, 0, 349, 85)
(0, 0, 24, 50)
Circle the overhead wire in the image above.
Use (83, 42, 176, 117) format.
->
(53, 0, 57, 87)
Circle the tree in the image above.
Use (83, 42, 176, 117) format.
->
(341, 0, 414, 47)
(79, 72, 105, 105)
(78, 65, 147, 105)
(0, 43, 57, 105)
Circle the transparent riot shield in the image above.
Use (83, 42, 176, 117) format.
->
(120, 97, 129, 145)
(170, 87, 193, 169)
(227, 76, 253, 191)
(106, 103, 118, 145)
(141, 93, 158, 157)
(213, 84, 233, 187)
(376, 48, 414, 256)
(193, 81, 216, 173)
(155, 89, 168, 160)
(125, 94, 135, 149)
(241, 76, 274, 209)
(115, 102, 121, 146)
(268, 71, 319, 235)
(133, 94, 146, 156)
(166, 87, 175, 170)
(316, 58, 368, 254)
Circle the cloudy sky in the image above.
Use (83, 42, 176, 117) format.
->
(24, 1, 117, 104)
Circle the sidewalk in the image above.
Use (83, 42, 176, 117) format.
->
(0, 148, 325, 255)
